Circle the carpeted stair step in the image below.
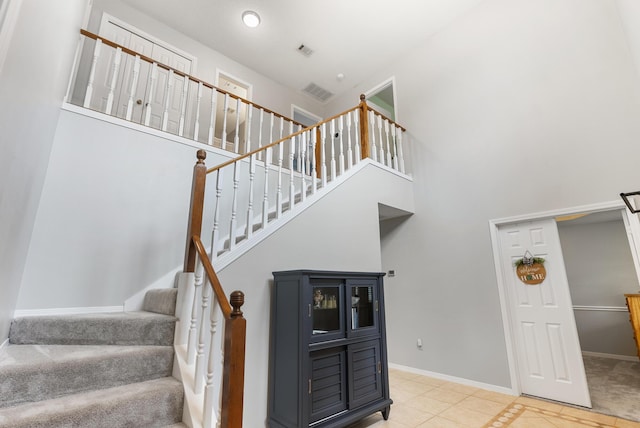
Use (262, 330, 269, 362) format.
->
(143, 288, 178, 316)
(9, 311, 176, 346)
(0, 376, 183, 428)
(0, 344, 174, 408)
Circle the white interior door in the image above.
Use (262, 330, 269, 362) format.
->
(497, 218, 591, 407)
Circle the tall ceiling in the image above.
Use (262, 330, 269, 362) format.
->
(121, 0, 485, 103)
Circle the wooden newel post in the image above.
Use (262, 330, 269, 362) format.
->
(221, 290, 246, 428)
(358, 94, 370, 160)
(183, 149, 207, 272)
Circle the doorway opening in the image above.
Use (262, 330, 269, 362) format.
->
(490, 201, 640, 417)
(365, 77, 397, 121)
(215, 71, 252, 152)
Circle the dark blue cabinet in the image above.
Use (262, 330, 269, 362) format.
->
(268, 270, 392, 428)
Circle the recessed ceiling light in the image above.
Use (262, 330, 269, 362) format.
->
(242, 10, 261, 28)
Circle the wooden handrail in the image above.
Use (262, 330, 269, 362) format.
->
(192, 236, 233, 317)
(80, 29, 304, 128)
(367, 106, 406, 132)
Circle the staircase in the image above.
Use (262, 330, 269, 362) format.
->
(0, 289, 184, 427)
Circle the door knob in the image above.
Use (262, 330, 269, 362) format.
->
(136, 99, 143, 105)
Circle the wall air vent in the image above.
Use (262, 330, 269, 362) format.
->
(297, 44, 314, 57)
(302, 83, 333, 102)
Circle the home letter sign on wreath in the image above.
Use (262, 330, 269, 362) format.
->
(514, 250, 546, 285)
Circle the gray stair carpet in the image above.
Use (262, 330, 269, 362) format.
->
(9, 311, 176, 345)
(1, 288, 184, 426)
(0, 344, 174, 408)
(0, 377, 183, 428)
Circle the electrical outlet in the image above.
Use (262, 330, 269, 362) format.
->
(388, 270, 396, 277)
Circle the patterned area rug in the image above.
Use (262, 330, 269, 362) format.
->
(483, 403, 618, 428)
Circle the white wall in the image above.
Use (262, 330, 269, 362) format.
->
(0, 0, 87, 339)
(217, 163, 414, 428)
(328, 0, 640, 387)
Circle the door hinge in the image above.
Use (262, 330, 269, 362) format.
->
(308, 378, 312, 394)
(377, 361, 381, 373)
(375, 300, 379, 312)
(308, 303, 311, 317)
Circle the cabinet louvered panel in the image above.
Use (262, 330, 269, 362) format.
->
(310, 349, 347, 423)
(349, 340, 382, 408)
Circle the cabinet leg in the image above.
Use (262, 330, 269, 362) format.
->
(381, 406, 391, 420)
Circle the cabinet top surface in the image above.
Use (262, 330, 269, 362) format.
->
(272, 269, 385, 277)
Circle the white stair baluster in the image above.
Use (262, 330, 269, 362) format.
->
(144, 63, 158, 127)
(203, 297, 220, 428)
(338, 115, 345, 176)
(211, 170, 224, 257)
(178, 75, 189, 136)
(369, 110, 377, 162)
(346, 111, 353, 169)
(125, 55, 141, 121)
(299, 132, 307, 202)
(320, 122, 327, 187)
(257, 109, 264, 161)
(289, 135, 295, 210)
(378, 115, 385, 165)
(105, 46, 122, 115)
(195, 279, 210, 392)
(245, 105, 253, 154)
(310, 129, 317, 194)
(207, 90, 218, 145)
(397, 129, 406, 174)
(354, 110, 361, 163)
(229, 162, 240, 250)
(262, 147, 271, 229)
(385, 120, 392, 167)
(187, 257, 203, 365)
(329, 119, 336, 181)
(276, 141, 284, 218)
(161, 69, 174, 132)
(83, 38, 102, 108)
(268, 113, 275, 156)
(233, 97, 241, 153)
(221, 93, 229, 150)
(193, 82, 203, 141)
(246, 154, 256, 239)
(391, 125, 399, 171)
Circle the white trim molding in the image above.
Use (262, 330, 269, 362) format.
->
(582, 350, 638, 362)
(573, 305, 628, 312)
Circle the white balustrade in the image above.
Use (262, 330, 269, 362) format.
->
(233, 97, 241, 153)
(144, 63, 158, 127)
(220, 93, 229, 150)
(161, 69, 174, 132)
(368, 110, 377, 162)
(83, 38, 102, 108)
(125, 55, 141, 121)
(346, 111, 353, 169)
(178, 75, 189, 136)
(193, 82, 203, 141)
(246, 154, 256, 239)
(105, 46, 122, 115)
(211, 170, 224, 258)
(329, 119, 336, 182)
(228, 162, 240, 251)
(187, 258, 203, 364)
(207, 88, 217, 145)
(338, 116, 345, 176)
(195, 277, 210, 391)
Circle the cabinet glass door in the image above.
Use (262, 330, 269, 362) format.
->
(348, 279, 378, 337)
(311, 283, 344, 342)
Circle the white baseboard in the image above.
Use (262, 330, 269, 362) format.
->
(582, 351, 638, 362)
(388, 362, 516, 396)
(14, 306, 124, 317)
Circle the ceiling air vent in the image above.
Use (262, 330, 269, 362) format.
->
(297, 44, 314, 57)
(302, 83, 333, 102)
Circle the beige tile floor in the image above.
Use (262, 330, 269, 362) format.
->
(347, 368, 640, 428)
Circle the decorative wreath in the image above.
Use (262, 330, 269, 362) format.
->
(514, 251, 546, 285)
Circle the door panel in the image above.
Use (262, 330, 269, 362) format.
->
(498, 219, 591, 407)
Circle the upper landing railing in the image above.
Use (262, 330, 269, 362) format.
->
(67, 29, 305, 155)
